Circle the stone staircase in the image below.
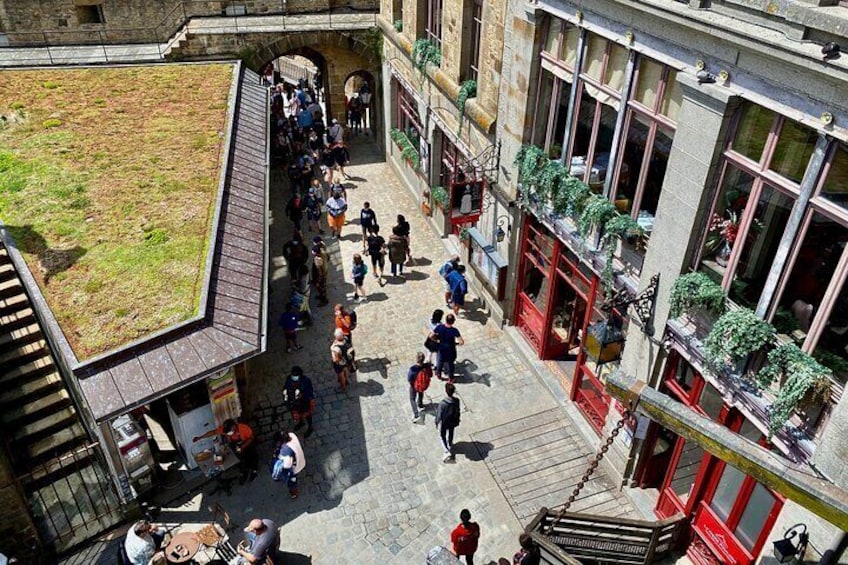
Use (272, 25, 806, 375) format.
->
(0, 242, 120, 552)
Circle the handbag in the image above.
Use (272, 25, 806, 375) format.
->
(424, 336, 439, 352)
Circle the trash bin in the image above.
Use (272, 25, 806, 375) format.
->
(426, 546, 460, 565)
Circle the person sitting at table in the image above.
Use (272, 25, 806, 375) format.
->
(232, 518, 280, 565)
(124, 520, 166, 565)
(193, 418, 259, 484)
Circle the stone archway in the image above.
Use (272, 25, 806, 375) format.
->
(258, 31, 380, 129)
(343, 69, 378, 135)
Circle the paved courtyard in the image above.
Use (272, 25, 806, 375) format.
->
(63, 135, 633, 565)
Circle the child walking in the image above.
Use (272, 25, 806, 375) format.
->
(351, 253, 368, 302)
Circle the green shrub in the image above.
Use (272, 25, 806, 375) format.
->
(42, 118, 63, 129)
(704, 307, 775, 365)
(43, 80, 59, 89)
(669, 272, 727, 318)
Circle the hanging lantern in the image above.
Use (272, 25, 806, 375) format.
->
(582, 315, 625, 365)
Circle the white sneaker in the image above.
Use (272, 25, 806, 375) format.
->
(442, 453, 452, 463)
(412, 415, 421, 423)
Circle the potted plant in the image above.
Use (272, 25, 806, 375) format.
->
(430, 185, 448, 210)
(755, 343, 833, 436)
(669, 272, 727, 338)
(704, 307, 776, 372)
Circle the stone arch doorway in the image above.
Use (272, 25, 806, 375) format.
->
(257, 30, 381, 138)
(343, 69, 377, 137)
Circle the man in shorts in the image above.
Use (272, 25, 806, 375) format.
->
(232, 518, 279, 565)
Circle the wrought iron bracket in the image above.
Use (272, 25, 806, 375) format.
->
(604, 273, 660, 336)
(457, 140, 502, 187)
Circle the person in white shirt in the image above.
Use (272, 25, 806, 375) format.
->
(124, 520, 165, 565)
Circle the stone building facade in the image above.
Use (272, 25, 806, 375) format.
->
(0, 0, 379, 45)
(381, 0, 848, 562)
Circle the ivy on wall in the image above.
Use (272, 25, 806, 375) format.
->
(411, 39, 442, 77)
(390, 128, 420, 171)
(457, 80, 477, 134)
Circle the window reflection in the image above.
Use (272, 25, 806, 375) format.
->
(734, 483, 777, 551)
(813, 272, 848, 386)
(710, 464, 746, 522)
(731, 102, 776, 164)
(701, 166, 755, 274)
(769, 119, 817, 184)
(729, 185, 793, 308)
(821, 141, 848, 210)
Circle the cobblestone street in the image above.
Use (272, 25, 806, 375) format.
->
(243, 135, 560, 563)
(141, 136, 616, 565)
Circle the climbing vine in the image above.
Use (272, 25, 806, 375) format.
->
(411, 38, 442, 77)
(393, 19, 403, 32)
(390, 128, 420, 171)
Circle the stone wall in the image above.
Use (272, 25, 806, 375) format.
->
(0, 445, 41, 562)
(0, 0, 379, 45)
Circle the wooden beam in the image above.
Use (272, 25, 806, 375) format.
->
(607, 371, 848, 531)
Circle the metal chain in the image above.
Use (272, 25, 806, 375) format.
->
(543, 410, 631, 535)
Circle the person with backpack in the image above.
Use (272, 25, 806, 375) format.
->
(408, 352, 432, 423)
(447, 264, 469, 315)
(450, 509, 480, 564)
(331, 328, 355, 393)
(351, 253, 368, 302)
(439, 255, 461, 308)
(430, 313, 465, 382)
(365, 224, 387, 283)
(435, 383, 461, 462)
(304, 183, 325, 235)
(271, 431, 305, 499)
(359, 201, 378, 251)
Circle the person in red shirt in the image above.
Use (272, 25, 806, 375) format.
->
(193, 418, 258, 484)
(450, 509, 480, 564)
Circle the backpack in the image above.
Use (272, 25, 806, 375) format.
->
(413, 364, 432, 393)
(442, 398, 460, 427)
(439, 261, 454, 279)
(348, 310, 357, 331)
(272, 444, 296, 481)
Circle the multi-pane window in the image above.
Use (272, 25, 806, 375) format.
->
(395, 79, 425, 166)
(439, 134, 471, 187)
(613, 60, 681, 249)
(696, 101, 848, 393)
(465, 0, 483, 82)
(426, 0, 444, 48)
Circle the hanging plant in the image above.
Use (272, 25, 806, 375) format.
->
(555, 175, 591, 218)
(578, 194, 617, 239)
(391, 128, 420, 170)
(515, 144, 547, 187)
(756, 343, 832, 435)
(394, 19, 403, 32)
(668, 272, 727, 318)
(704, 307, 776, 368)
(411, 39, 442, 76)
(430, 185, 448, 207)
(457, 80, 477, 134)
(600, 214, 643, 253)
(533, 159, 566, 204)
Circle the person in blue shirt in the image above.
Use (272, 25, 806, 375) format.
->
(446, 264, 469, 315)
(429, 313, 465, 382)
(296, 107, 313, 129)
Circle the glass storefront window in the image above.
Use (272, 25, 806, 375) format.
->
(728, 185, 793, 308)
(701, 166, 755, 273)
(616, 113, 651, 214)
(522, 258, 550, 313)
(734, 483, 778, 551)
(670, 441, 705, 504)
(731, 102, 777, 164)
(821, 141, 848, 211)
(769, 119, 817, 185)
(698, 384, 724, 421)
(710, 464, 746, 522)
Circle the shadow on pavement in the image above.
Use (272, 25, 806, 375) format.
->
(453, 440, 494, 462)
(357, 378, 385, 397)
(357, 355, 391, 379)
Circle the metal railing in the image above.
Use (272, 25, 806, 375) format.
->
(0, 1, 378, 67)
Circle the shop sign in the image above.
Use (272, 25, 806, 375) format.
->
(692, 502, 751, 565)
(208, 368, 241, 426)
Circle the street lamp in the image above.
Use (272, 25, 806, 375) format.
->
(496, 215, 510, 243)
(583, 313, 626, 365)
(773, 524, 808, 563)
